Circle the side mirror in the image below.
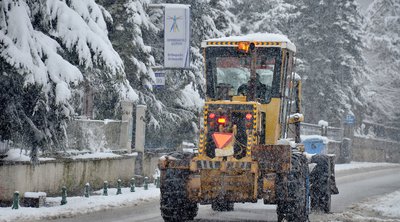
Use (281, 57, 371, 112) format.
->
(288, 113, 304, 124)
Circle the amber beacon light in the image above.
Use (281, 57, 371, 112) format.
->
(237, 42, 250, 53)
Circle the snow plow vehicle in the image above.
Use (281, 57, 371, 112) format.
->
(159, 33, 338, 221)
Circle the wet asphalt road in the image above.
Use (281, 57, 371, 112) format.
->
(42, 165, 400, 222)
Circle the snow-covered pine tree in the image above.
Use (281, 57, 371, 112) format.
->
(363, 0, 400, 124)
(144, 0, 227, 148)
(0, 0, 136, 161)
(209, 0, 240, 37)
(283, 0, 368, 126)
(98, 0, 200, 148)
(102, 0, 238, 148)
(232, 0, 297, 34)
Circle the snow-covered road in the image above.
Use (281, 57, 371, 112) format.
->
(1, 162, 400, 222)
(332, 167, 400, 212)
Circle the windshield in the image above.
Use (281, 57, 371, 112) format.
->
(216, 57, 275, 95)
(205, 47, 281, 103)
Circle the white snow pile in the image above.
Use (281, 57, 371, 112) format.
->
(335, 161, 400, 172)
(2, 149, 55, 162)
(1, 148, 137, 161)
(277, 139, 297, 148)
(318, 120, 329, 127)
(0, 186, 160, 222)
(206, 33, 293, 43)
(363, 190, 400, 218)
(331, 190, 400, 222)
(289, 113, 303, 120)
(300, 135, 329, 144)
(24, 192, 46, 198)
(70, 152, 122, 160)
(175, 84, 204, 109)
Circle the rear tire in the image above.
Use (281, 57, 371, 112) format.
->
(276, 152, 309, 222)
(310, 154, 332, 213)
(160, 154, 198, 221)
(211, 201, 234, 211)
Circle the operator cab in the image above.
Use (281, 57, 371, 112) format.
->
(201, 34, 299, 147)
(202, 34, 296, 104)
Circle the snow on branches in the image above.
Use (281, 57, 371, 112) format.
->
(0, 0, 137, 157)
(46, 0, 124, 74)
(0, 0, 137, 105)
(0, 0, 82, 103)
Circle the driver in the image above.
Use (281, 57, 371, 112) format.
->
(237, 73, 267, 99)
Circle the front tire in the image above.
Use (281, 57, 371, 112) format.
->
(211, 201, 234, 211)
(277, 152, 309, 222)
(160, 153, 198, 221)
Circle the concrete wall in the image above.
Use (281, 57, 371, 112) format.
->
(143, 153, 163, 180)
(0, 155, 136, 202)
(327, 140, 341, 160)
(352, 136, 400, 163)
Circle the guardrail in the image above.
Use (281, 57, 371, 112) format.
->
(300, 123, 343, 141)
(361, 121, 400, 143)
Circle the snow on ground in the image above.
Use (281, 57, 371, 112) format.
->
(364, 190, 400, 218)
(0, 186, 160, 222)
(1, 161, 399, 222)
(335, 161, 400, 172)
(1, 148, 139, 162)
(324, 190, 400, 222)
(70, 152, 121, 159)
(2, 149, 55, 162)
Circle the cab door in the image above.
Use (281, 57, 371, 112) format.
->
(279, 51, 295, 139)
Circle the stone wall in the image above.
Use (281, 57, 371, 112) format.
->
(352, 136, 400, 163)
(0, 155, 136, 202)
(143, 152, 163, 180)
(327, 140, 341, 161)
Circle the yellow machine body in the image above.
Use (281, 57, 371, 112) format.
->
(159, 34, 303, 205)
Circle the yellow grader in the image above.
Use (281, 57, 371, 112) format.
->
(159, 33, 338, 222)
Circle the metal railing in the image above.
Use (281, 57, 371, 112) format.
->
(300, 123, 343, 142)
(361, 121, 400, 142)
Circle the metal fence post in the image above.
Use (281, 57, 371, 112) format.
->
(84, 183, 90, 198)
(116, 179, 122, 195)
(61, 186, 67, 205)
(11, 191, 19, 209)
(130, 178, 135, 192)
(103, 181, 108, 196)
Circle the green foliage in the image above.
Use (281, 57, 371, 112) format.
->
(0, 63, 68, 162)
(0, 0, 134, 159)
